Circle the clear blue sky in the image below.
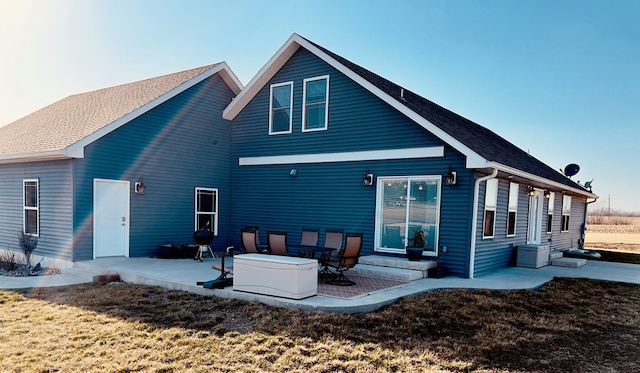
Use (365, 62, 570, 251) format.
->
(1, 0, 638, 212)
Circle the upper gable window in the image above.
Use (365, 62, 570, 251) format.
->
(269, 82, 293, 135)
(302, 75, 329, 132)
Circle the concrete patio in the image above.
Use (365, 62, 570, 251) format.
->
(1, 256, 638, 314)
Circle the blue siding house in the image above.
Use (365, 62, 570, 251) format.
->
(0, 33, 597, 278)
(0, 63, 242, 267)
(223, 34, 597, 278)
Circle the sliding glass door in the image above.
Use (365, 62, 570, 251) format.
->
(375, 176, 441, 256)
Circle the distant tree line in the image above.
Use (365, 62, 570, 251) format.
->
(587, 206, 639, 225)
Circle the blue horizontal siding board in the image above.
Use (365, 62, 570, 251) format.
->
(0, 160, 74, 261)
(231, 48, 474, 277)
(73, 74, 235, 260)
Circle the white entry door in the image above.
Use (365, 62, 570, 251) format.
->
(93, 179, 130, 258)
(527, 191, 543, 244)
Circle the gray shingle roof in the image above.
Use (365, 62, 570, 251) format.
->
(0, 63, 222, 158)
(302, 36, 590, 193)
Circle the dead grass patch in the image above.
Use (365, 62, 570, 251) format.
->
(1, 278, 638, 372)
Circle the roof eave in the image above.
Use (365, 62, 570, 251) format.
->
(223, 34, 301, 120)
(66, 63, 242, 158)
(490, 162, 598, 199)
(0, 150, 74, 164)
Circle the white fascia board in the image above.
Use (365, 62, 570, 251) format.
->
(0, 150, 72, 164)
(65, 63, 237, 158)
(223, 33, 488, 168)
(216, 62, 244, 95)
(490, 162, 598, 199)
(223, 34, 301, 120)
(239, 146, 444, 166)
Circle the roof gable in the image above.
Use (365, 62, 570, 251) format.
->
(0, 62, 242, 163)
(223, 33, 594, 197)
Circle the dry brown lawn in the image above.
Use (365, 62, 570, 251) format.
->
(1, 277, 639, 373)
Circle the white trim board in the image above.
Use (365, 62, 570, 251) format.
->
(239, 146, 444, 166)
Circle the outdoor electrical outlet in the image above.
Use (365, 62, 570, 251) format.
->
(442, 246, 448, 253)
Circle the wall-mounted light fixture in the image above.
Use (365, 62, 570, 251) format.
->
(362, 168, 374, 187)
(289, 168, 298, 177)
(528, 186, 536, 197)
(544, 190, 551, 199)
(134, 177, 145, 195)
(444, 166, 457, 186)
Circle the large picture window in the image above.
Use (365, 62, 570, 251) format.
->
(375, 176, 440, 256)
(561, 195, 571, 232)
(302, 75, 329, 132)
(195, 188, 218, 235)
(23, 179, 39, 236)
(269, 82, 293, 134)
(506, 182, 518, 236)
(483, 179, 498, 238)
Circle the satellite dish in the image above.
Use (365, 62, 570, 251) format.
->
(564, 163, 580, 177)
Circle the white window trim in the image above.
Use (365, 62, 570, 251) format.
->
(373, 175, 441, 256)
(195, 187, 219, 235)
(546, 192, 555, 233)
(23, 178, 39, 237)
(483, 179, 498, 239)
(268, 81, 293, 135)
(302, 75, 329, 132)
(506, 182, 518, 237)
(561, 195, 571, 232)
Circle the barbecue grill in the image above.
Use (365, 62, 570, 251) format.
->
(193, 228, 214, 262)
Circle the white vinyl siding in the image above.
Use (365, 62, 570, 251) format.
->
(506, 182, 518, 237)
(23, 179, 39, 236)
(195, 188, 218, 235)
(269, 81, 293, 134)
(302, 75, 329, 132)
(547, 192, 555, 233)
(483, 179, 498, 238)
(561, 195, 571, 232)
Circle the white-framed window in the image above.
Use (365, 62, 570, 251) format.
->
(546, 192, 555, 233)
(195, 188, 218, 235)
(302, 75, 329, 132)
(23, 179, 39, 236)
(483, 179, 498, 238)
(269, 81, 293, 135)
(561, 195, 571, 232)
(506, 182, 518, 236)
(375, 176, 441, 256)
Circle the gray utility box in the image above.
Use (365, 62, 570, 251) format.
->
(516, 244, 550, 268)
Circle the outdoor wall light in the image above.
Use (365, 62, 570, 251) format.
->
(528, 186, 536, 197)
(289, 168, 298, 177)
(444, 166, 457, 186)
(362, 168, 374, 187)
(544, 190, 551, 199)
(134, 177, 145, 195)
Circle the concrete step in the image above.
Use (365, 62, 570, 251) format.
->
(549, 250, 564, 260)
(351, 264, 424, 281)
(61, 267, 101, 282)
(551, 257, 587, 268)
(358, 255, 437, 279)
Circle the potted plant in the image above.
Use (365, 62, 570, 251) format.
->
(406, 229, 426, 261)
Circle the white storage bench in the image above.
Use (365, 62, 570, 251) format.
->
(233, 253, 318, 299)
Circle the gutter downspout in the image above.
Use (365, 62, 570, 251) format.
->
(468, 168, 498, 279)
